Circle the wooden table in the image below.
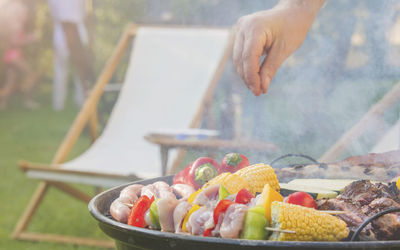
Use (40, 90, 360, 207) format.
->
(145, 135, 280, 175)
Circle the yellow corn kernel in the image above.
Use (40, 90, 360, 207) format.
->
(234, 163, 280, 194)
(269, 201, 349, 241)
(203, 172, 249, 194)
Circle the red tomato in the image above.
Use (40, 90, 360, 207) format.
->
(234, 188, 254, 204)
(285, 192, 317, 209)
(221, 153, 250, 173)
(127, 196, 154, 227)
(213, 200, 234, 224)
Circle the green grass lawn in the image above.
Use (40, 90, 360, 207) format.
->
(0, 97, 113, 250)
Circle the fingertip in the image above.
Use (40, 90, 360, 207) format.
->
(261, 75, 271, 94)
(249, 84, 261, 96)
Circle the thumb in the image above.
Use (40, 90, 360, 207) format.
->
(259, 46, 285, 94)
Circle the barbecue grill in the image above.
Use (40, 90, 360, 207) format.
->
(89, 173, 400, 250)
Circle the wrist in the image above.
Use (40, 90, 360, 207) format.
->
(277, 0, 325, 16)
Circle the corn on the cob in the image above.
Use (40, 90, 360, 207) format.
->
(203, 172, 249, 194)
(269, 201, 349, 241)
(234, 163, 280, 194)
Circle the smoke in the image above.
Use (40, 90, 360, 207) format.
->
(132, 0, 400, 164)
(240, 0, 400, 163)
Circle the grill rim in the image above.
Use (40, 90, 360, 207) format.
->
(89, 175, 400, 249)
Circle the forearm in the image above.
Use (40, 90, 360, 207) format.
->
(277, 0, 325, 15)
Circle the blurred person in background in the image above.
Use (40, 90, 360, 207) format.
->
(0, 0, 39, 110)
(48, 0, 94, 111)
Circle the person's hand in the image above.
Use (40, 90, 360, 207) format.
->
(233, 0, 325, 96)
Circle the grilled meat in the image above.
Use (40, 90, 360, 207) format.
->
(317, 180, 400, 240)
(334, 150, 400, 168)
(275, 150, 400, 183)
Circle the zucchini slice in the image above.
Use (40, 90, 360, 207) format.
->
(279, 183, 338, 199)
(287, 179, 357, 193)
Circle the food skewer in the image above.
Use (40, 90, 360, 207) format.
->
(265, 227, 296, 234)
(124, 202, 345, 214)
(123, 202, 133, 208)
(321, 210, 347, 215)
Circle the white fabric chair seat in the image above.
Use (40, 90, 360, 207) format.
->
(27, 27, 230, 187)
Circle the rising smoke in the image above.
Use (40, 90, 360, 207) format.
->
(136, 0, 400, 164)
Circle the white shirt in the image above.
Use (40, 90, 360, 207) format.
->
(47, 0, 88, 50)
(47, 0, 85, 23)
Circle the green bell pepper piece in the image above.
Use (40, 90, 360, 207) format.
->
(219, 185, 231, 200)
(241, 206, 269, 240)
(149, 199, 160, 229)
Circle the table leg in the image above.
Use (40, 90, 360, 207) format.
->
(160, 146, 169, 176)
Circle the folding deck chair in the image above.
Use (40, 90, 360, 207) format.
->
(371, 119, 400, 153)
(13, 23, 235, 247)
(319, 81, 400, 162)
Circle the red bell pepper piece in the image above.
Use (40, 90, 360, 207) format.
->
(188, 157, 221, 189)
(221, 153, 250, 173)
(127, 196, 155, 227)
(234, 188, 254, 204)
(203, 228, 213, 237)
(172, 162, 193, 185)
(213, 199, 234, 224)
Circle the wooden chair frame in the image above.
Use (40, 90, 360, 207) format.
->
(319, 81, 400, 162)
(13, 23, 235, 247)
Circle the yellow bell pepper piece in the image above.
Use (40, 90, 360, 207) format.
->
(256, 184, 283, 222)
(182, 204, 200, 233)
(188, 188, 202, 204)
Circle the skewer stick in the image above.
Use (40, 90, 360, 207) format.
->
(123, 202, 133, 208)
(265, 227, 296, 234)
(321, 210, 347, 215)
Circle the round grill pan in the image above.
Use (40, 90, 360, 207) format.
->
(89, 175, 400, 250)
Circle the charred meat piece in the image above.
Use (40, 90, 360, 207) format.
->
(339, 180, 400, 204)
(371, 213, 400, 240)
(317, 180, 400, 240)
(275, 150, 400, 182)
(334, 150, 400, 168)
